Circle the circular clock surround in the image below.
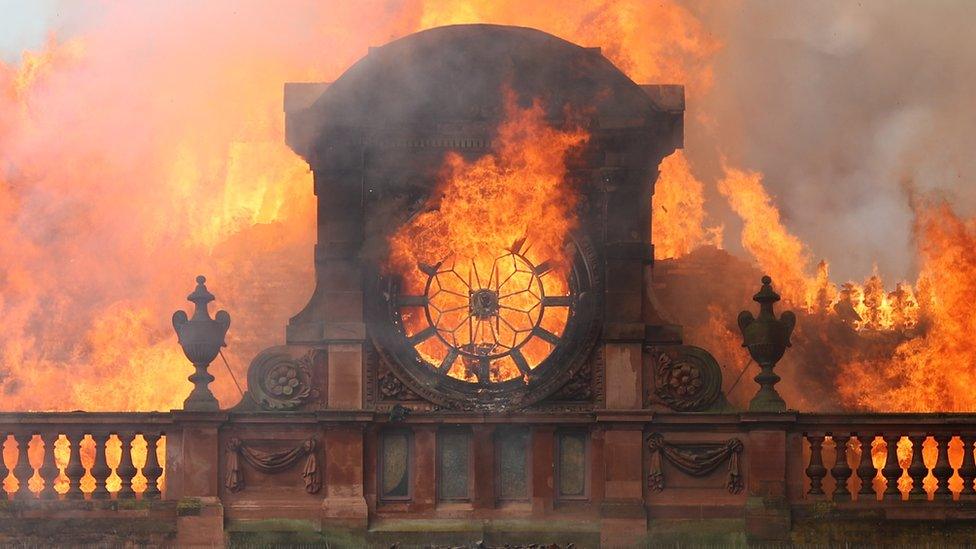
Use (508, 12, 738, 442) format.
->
(368, 234, 601, 411)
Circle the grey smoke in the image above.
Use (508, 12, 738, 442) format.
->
(684, 0, 976, 282)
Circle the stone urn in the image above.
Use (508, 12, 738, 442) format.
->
(737, 276, 795, 412)
(172, 276, 231, 411)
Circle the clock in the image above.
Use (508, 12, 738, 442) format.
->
(370, 235, 600, 411)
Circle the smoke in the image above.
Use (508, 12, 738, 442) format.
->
(1, 0, 973, 411)
(0, 1, 422, 410)
(0, 0, 727, 411)
(686, 0, 976, 283)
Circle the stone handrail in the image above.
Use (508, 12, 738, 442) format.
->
(3, 408, 976, 545)
(793, 413, 976, 502)
(0, 412, 172, 500)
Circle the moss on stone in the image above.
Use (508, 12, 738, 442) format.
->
(176, 497, 203, 516)
(0, 517, 176, 545)
(792, 518, 976, 546)
(116, 498, 153, 511)
(368, 518, 597, 534)
(228, 518, 321, 532)
(365, 519, 599, 549)
(368, 518, 483, 533)
(637, 519, 748, 548)
(227, 518, 334, 547)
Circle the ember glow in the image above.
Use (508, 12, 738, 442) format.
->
(672, 163, 973, 411)
(0, 1, 974, 415)
(0, 1, 723, 412)
(837, 202, 976, 411)
(652, 151, 723, 260)
(388, 95, 586, 383)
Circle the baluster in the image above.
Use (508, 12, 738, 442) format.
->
(805, 434, 827, 497)
(0, 434, 9, 500)
(932, 434, 953, 500)
(39, 433, 59, 499)
(881, 435, 903, 500)
(116, 432, 136, 498)
(14, 434, 34, 499)
(856, 434, 878, 500)
(906, 434, 928, 500)
(958, 435, 976, 500)
(830, 433, 852, 500)
(143, 433, 163, 499)
(65, 433, 86, 500)
(90, 433, 111, 500)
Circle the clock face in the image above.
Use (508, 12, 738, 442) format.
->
(397, 243, 573, 385)
(371, 235, 599, 410)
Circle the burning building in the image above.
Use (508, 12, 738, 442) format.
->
(3, 22, 976, 548)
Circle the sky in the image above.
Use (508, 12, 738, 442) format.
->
(0, 0, 61, 61)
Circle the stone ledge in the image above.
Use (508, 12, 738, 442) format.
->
(0, 501, 178, 546)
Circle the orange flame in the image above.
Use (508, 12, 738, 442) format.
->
(653, 151, 723, 259)
(0, 1, 722, 412)
(388, 94, 586, 383)
(10, 2, 965, 418)
(838, 202, 976, 411)
(416, 0, 720, 92)
(716, 162, 815, 305)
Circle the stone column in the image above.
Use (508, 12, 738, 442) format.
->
(602, 166, 649, 412)
(289, 160, 367, 412)
(472, 425, 496, 510)
(169, 411, 226, 547)
(639, 84, 685, 346)
(599, 158, 656, 544)
(597, 415, 648, 548)
(743, 414, 798, 544)
(413, 426, 437, 512)
(322, 421, 370, 529)
(530, 426, 555, 514)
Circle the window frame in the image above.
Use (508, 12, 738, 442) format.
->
(436, 427, 474, 503)
(378, 428, 413, 502)
(494, 426, 532, 503)
(555, 429, 590, 501)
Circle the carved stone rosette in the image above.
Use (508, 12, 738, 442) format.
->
(377, 370, 420, 401)
(242, 347, 320, 411)
(646, 345, 723, 412)
(647, 433, 743, 494)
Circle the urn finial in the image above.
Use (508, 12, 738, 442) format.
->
(188, 275, 215, 321)
(737, 275, 796, 412)
(173, 275, 231, 411)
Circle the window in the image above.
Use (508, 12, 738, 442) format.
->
(496, 427, 530, 501)
(437, 429, 471, 501)
(556, 431, 588, 499)
(380, 430, 411, 500)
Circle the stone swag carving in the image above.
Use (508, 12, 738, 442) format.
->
(647, 433, 743, 494)
(225, 437, 321, 494)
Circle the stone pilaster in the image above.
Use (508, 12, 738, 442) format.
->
(169, 411, 226, 547)
(321, 422, 369, 529)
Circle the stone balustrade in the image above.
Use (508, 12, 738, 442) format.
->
(0, 412, 170, 501)
(2, 410, 976, 545)
(796, 414, 976, 503)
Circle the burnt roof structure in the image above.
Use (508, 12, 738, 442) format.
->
(285, 24, 683, 162)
